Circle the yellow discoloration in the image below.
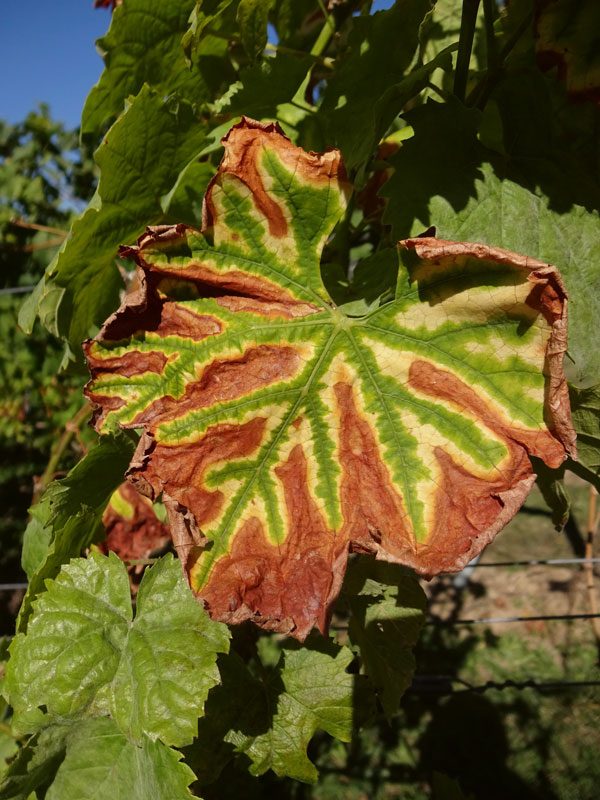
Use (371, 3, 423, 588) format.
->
(396, 281, 537, 332)
(363, 336, 545, 432)
(107, 487, 136, 520)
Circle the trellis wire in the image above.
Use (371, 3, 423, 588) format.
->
(409, 675, 600, 695)
(427, 612, 600, 626)
(450, 557, 600, 568)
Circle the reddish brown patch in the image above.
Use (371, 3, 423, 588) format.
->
(131, 344, 301, 430)
(408, 360, 565, 468)
(155, 303, 223, 340)
(85, 349, 168, 379)
(199, 445, 345, 640)
(215, 295, 319, 319)
(334, 382, 415, 558)
(100, 483, 171, 593)
(129, 417, 267, 530)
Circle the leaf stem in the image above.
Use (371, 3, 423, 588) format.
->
(33, 403, 91, 503)
(316, 0, 336, 35)
(467, 8, 533, 107)
(10, 218, 68, 236)
(482, 0, 499, 71)
(264, 42, 334, 69)
(453, 0, 481, 103)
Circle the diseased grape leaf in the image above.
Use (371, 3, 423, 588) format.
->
(343, 558, 426, 720)
(31, 87, 211, 349)
(84, 117, 574, 641)
(0, 719, 195, 800)
(101, 482, 171, 562)
(7, 553, 229, 746)
(191, 637, 354, 784)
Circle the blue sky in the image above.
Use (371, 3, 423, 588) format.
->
(1, 0, 111, 128)
(2, 0, 395, 130)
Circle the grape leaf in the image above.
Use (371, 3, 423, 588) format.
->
(565, 384, 600, 490)
(18, 430, 136, 632)
(319, 0, 450, 170)
(84, 118, 574, 641)
(0, 719, 196, 800)
(101, 482, 171, 563)
(192, 638, 354, 783)
(82, 0, 224, 137)
(33, 87, 211, 348)
(237, 0, 274, 63)
(6, 553, 229, 746)
(344, 558, 426, 720)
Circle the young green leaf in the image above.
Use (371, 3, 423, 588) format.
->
(0, 719, 196, 800)
(7, 553, 229, 746)
(319, 0, 447, 169)
(236, 0, 275, 63)
(84, 118, 574, 641)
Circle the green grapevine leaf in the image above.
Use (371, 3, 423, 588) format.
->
(193, 638, 354, 783)
(0, 724, 69, 800)
(84, 118, 574, 641)
(531, 458, 570, 529)
(18, 430, 136, 632)
(0, 719, 196, 800)
(237, 0, 274, 63)
(34, 87, 211, 348)
(216, 51, 313, 120)
(82, 0, 221, 137)
(7, 553, 229, 745)
(319, 0, 449, 170)
(566, 384, 600, 490)
(344, 558, 426, 719)
(381, 98, 600, 384)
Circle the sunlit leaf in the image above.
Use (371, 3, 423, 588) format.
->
(191, 637, 354, 783)
(34, 87, 211, 348)
(84, 118, 574, 640)
(7, 553, 229, 746)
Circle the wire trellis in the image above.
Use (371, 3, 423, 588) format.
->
(409, 675, 600, 695)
